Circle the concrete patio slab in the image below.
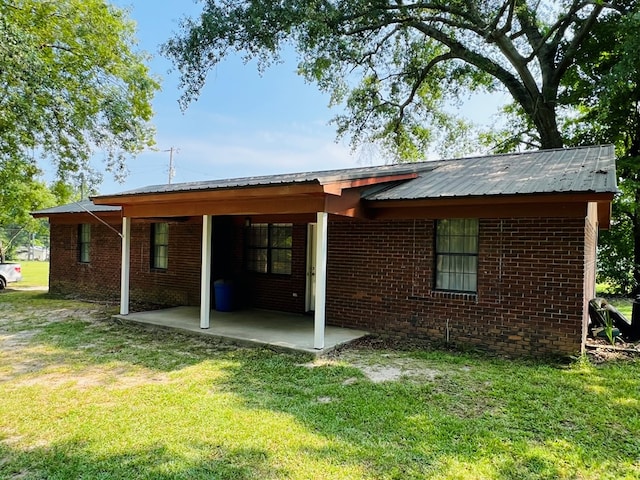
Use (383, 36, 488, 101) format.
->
(114, 307, 369, 355)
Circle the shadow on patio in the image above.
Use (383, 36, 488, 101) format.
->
(114, 307, 368, 355)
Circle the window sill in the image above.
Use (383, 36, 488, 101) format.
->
(430, 290, 478, 302)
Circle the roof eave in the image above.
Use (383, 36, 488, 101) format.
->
(365, 191, 616, 208)
(92, 181, 325, 206)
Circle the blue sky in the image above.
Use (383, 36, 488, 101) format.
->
(84, 1, 504, 194)
(79, 0, 360, 194)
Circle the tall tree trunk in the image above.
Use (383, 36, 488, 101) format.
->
(532, 101, 564, 150)
(633, 201, 640, 297)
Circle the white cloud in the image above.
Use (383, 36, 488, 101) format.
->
(98, 124, 377, 193)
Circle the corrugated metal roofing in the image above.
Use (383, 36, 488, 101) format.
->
(32, 200, 121, 216)
(97, 163, 427, 198)
(364, 145, 617, 201)
(96, 145, 617, 201)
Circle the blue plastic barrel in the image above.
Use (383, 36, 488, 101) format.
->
(214, 279, 233, 312)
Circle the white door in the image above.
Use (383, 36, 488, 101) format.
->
(306, 223, 317, 312)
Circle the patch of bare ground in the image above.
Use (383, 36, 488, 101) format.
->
(302, 337, 447, 383)
(586, 337, 640, 363)
(335, 350, 442, 383)
(4, 286, 48, 292)
(11, 365, 170, 389)
(0, 301, 172, 390)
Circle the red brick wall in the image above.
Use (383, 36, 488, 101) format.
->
(128, 221, 203, 307)
(326, 216, 588, 357)
(49, 222, 122, 300)
(49, 219, 202, 307)
(49, 217, 309, 313)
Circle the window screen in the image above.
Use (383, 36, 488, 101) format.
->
(78, 224, 90, 263)
(151, 223, 169, 270)
(435, 219, 478, 292)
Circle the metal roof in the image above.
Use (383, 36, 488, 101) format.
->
(364, 145, 617, 201)
(32, 200, 121, 216)
(96, 163, 427, 198)
(95, 145, 617, 201)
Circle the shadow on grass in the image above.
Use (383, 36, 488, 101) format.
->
(215, 352, 640, 478)
(0, 290, 58, 303)
(0, 290, 262, 374)
(0, 441, 279, 480)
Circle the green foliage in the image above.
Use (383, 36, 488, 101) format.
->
(602, 309, 616, 346)
(0, 158, 54, 226)
(598, 186, 636, 295)
(558, 3, 640, 294)
(0, 156, 55, 260)
(0, 0, 159, 236)
(164, 1, 621, 159)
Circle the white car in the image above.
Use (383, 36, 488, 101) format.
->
(0, 263, 23, 289)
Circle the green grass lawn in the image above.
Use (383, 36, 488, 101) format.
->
(13, 260, 49, 288)
(0, 291, 639, 479)
(609, 297, 634, 319)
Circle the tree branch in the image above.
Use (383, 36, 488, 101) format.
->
(405, 18, 534, 112)
(39, 43, 76, 54)
(355, 25, 402, 65)
(394, 52, 454, 131)
(554, 2, 605, 83)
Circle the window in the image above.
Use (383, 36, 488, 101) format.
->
(246, 223, 292, 274)
(78, 224, 90, 263)
(435, 219, 478, 293)
(151, 223, 169, 270)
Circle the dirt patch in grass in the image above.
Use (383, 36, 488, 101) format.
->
(338, 350, 442, 383)
(302, 350, 443, 383)
(300, 335, 469, 383)
(5, 286, 49, 292)
(12, 365, 171, 390)
(0, 294, 172, 389)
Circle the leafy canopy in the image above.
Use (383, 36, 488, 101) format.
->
(0, 0, 160, 187)
(164, 0, 623, 159)
(559, 5, 640, 293)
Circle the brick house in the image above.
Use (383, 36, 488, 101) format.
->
(33, 145, 617, 357)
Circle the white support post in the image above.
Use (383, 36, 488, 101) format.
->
(120, 216, 131, 315)
(314, 212, 328, 349)
(200, 215, 213, 329)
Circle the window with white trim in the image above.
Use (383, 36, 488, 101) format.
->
(435, 219, 478, 293)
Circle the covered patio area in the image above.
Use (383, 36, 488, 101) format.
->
(115, 307, 369, 355)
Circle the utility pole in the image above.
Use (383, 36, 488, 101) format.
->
(79, 172, 85, 200)
(168, 147, 175, 184)
(151, 147, 178, 184)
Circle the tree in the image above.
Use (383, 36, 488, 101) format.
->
(0, 157, 55, 262)
(0, 0, 159, 227)
(163, 0, 624, 159)
(559, 5, 640, 294)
